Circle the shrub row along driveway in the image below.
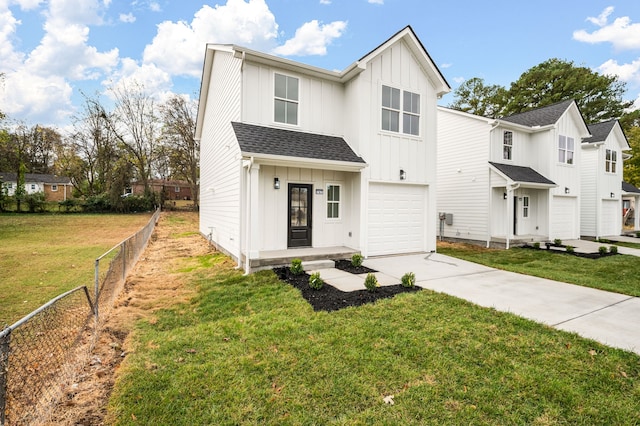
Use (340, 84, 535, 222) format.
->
(365, 253, 640, 355)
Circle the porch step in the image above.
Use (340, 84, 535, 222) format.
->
(302, 259, 335, 271)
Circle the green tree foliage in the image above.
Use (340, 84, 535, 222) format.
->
(502, 58, 632, 123)
(448, 77, 507, 118)
(623, 126, 640, 187)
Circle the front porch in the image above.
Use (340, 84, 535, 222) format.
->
(246, 246, 359, 272)
(490, 234, 548, 248)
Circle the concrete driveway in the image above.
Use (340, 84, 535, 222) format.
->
(363, 253, 640, 356)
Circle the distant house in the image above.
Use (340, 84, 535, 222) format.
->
(0, 172, 73, 202)
(195, 26, 450, 271)
(437, 100, 590, 247)
(622, 181, 640, 231)
(580, 119, 630, 238)
(127, 178, 193, 201)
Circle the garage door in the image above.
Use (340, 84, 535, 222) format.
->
(367, 183, 426, 256)
(550, 196, 577, 240)
(601, 200, 620, 236)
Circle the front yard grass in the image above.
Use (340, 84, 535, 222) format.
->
(438, 242, 640, 297)
(108, 252, 640, 425)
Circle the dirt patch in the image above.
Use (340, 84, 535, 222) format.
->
(47, 212, 211, 425)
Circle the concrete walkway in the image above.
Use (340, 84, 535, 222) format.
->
(311, 253, 640, 356)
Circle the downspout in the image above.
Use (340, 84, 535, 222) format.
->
(235, 49, 248, 271)
(243, 157, 254, 275)
(487, 120, 500, 248)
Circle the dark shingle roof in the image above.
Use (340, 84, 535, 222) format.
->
(489, 162, 556, 186)
(0, 172, 71, 184)
(584, 120, 617, 144)
(232, 122, 365, 164)
(622, 181, 640, 194)
(500, 99, 575, 127)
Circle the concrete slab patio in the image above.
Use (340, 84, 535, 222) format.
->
(361, 253, 640, 356)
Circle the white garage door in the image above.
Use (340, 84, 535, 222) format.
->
(367, 183, 426, 256)
(601, 200, 620, 236)
(550, 196, 577, 240)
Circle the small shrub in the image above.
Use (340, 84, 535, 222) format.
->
(364, 273, 379, 292)
(308, 272, 324, 290)
(533, 242, 540, 249)
(598, 246, 608, 255)
(553, 238, 562, 246)
(351, 253, 363, 267)
(636, 231, 640, 238)
(609, 246, 618, 254)
(565, 245, 574, 254)
(401, 272, 415, 288)
(290, 258, 303, 275)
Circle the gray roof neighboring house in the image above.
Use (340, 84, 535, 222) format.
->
(231, 122, 366, 165)
(0, 173, 72, 185)
(583, 120, 617, 144)
(489, 162, 556, 186)
(622, 181, 640, 194)
(500, 99, 576, 127)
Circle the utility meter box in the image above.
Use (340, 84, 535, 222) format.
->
(445, 213, 453, 225)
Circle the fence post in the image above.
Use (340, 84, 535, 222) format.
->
(0, 328, 11, 426)
(122, 241, 127, 281)
(94, 259, 100, 321)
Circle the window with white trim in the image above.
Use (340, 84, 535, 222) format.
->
(558, 135, 574, 164)
(522, 196, 529, 218)
(326, 184, 340, 219)
(51, 184, 58, 191)
(7, 183, 12, 189)
(381, 85, 420, 135)
(274, 73, 299, 125)
(175, 186, 180, 193)
(503, 131, 513, 160)
(30, 184, 36, 190)
(605, 149, 617, 173)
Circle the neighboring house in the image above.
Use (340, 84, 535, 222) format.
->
(128, 179, 193, 201)
(622, 181, 640, 231)
(0, 172, 73, 202)
(196, 26, 450, 271)
(580, 119, 630, 238)
(437, 100, 590, 248)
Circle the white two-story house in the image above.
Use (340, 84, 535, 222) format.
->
(580, 119, 630, 238)
(437, 100, 590, 247)
(196, 26, 450, 272)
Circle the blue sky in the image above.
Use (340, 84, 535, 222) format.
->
(1, 0, 639, 128)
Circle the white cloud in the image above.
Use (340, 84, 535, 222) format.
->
(104, 58, 172, 100)
(440, 63, 452, 69)
(142, 0, 279, 78)
(273, 20, 347, 56)
(597, 58, 640, 85)
(149, 1, 160, 12)
(453, 76, 465, 84)
(320, 0, 331, 4)
(573, 7, 640, 50)
(0, 6, 25, 71)
(368, 0, 384, 4)
(119, 12, 135, 23)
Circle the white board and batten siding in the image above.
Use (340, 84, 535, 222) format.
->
(580, 148, 598, 237)
(199, 50, 243, 257)
(437, 108, 491, 242)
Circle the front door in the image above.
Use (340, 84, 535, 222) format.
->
(288, 183, 312, 247)
(513, 196, 518, 235)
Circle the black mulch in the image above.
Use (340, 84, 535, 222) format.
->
(522, 244, 618, 259)
(333, 259, 377, 274)
(272, 267, 421, 312)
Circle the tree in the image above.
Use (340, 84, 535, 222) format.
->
(623, 125, 640, 187)
(502, 58, 632, 123)
(159, 95, 199, 209)
(448, 77, 507, 118)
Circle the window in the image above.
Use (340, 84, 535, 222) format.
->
(381, 85, 420, 135)
(503, 131, 513, 160)
(274, 73, 299, 125)
(51, 184, 58, 191)
(7, 183, 12, 189)
(30, 184, 36, 190)
(175, 186, 180, 193)
(326, 184, 340, 219)
(558, 135, 574, 164)
(606, 149, 617, 173)
(522, 196, 529, 218)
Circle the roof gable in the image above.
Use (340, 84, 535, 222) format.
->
(489, 162, 556, 186)
(622, 181, 640, 194)
(584, 119, 630, 150)
(500, 99, 575, 127)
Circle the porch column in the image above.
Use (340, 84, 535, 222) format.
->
(248, 163, 261, 259)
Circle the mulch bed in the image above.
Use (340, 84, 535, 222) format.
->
(522, 244, 618, 259)
(272, 267, 420, 312)
(333, 259, 377, 274)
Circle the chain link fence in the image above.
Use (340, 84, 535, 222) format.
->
(0, 209, 160, 425)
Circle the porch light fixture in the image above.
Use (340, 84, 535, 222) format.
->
(400, 169, 406, 180)
(564, 187, 570, 194)
(503, 192, 507, 200)
(610, 192, 615, 198)
(274, 177, 280, 190)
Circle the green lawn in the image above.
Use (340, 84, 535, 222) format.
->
(0, 213, 152, 325)
(109, 251, 640, 425)
(438, 243, 640, 297)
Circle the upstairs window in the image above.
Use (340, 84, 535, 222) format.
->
(558, 135, 574, 164)
(382, 85, 420, 135)
(326, 184, 340, 219)
(503, 131, 513, 160)
(274, 73, 299, 125)
(605, 149, 617, 173)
